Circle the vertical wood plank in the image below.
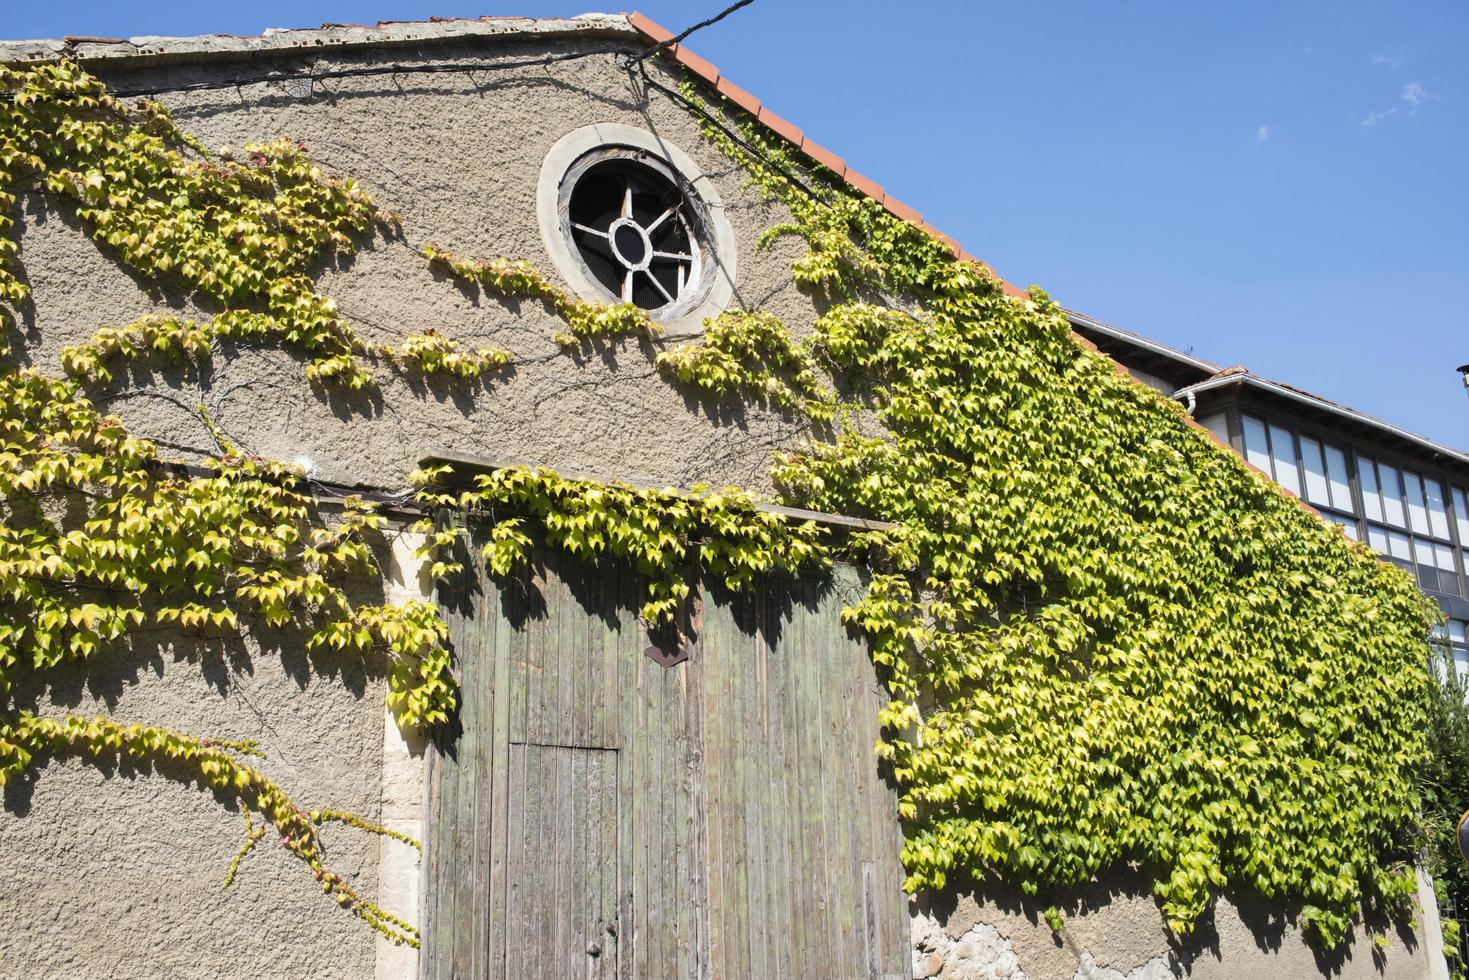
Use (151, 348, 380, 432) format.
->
(487, 563, 517, 978)
(764, 578, 800, 980)
(450, 556, 480, 974)
(503, 741, 527, 979)
(726, 584, 751, 979)
(468, 553, 492, 980)
(615, 563, 637, 980)
(426, 529, 912, 980)
(699, 577, 731, 980)
(683, 586, 709, 980)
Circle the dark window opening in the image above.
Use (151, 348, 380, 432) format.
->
(567, 158, 700, 312)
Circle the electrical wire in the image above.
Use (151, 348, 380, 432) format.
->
(106, 47, 616, 99)
(0, 2, 814, 203)
(623, 0, 755, 68)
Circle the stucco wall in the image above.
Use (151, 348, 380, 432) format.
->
(1, 23, 822, 980)
(0, 20, 1448, 980)
(11, 33, 816, 494)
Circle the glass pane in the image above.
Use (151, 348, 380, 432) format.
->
(1199, 412, 1229, 446)
(1443, 570, 1465, 599)
(1299, 436, 1330, 506)
(1455, 488, 1469, 544)
(1242, 415, 1271, 475)
(1415, 537, 1440, 568)
(1388, 529, 1412, 561)
(1360, 458, 1383, 522)
(1367, 525, 1390, 555)
(1456, 649, 1469, 683)
(1379, 463, 1406, 527)
(1437, 542, 1458, 572)
(1404, 470, 1431, 535)
(1269, 424, 1300, 495)
(1324, 444, 1353, 513)
(1453, 621, 1469, 645)
(1426, 476, 1451, 539)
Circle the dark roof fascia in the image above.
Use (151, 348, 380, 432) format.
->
(1065, 309, 1219, 388)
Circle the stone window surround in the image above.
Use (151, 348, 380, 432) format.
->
(536, 122, 737, 338)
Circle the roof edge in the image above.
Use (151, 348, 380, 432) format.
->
(625, 11, 1031, 301)
(1065, 308, 1221, 376)
(0, 14, 638, 68)
(1176, 373, 1469, 467)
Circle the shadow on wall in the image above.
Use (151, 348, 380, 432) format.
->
(912, 869, 1425, 980)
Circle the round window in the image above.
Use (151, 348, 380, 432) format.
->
(559, 149, 709, 314)
(538, 124, 737, 337)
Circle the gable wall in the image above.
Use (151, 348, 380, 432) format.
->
(0, 23, 1448, 980)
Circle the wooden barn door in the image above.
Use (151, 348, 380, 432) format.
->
(422, 525, 908, 979)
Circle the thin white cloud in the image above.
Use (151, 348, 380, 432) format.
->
(1361, 81, 1437, 127)
(1256, 125, 1271, 143)
(1361, 106, 1398, 127)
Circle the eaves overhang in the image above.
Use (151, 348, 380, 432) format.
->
(1177, 372, 1469, 472)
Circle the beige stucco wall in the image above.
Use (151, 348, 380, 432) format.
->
(0, 19, 1447, 980)
(0, 22, 822, 980)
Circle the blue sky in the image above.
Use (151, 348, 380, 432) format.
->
(7, 2, 1467, 446)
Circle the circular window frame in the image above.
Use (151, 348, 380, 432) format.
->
(537, 123, 736, 338)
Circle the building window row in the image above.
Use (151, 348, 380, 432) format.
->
(1211, 410, 1469, 599)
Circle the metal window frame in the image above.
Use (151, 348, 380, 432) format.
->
(1229, 404, 1469, 599)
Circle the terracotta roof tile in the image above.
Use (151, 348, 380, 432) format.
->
(843, 169, 885, 201)
(670, 43, 720, 84)
(881, 196, 923, 225)
(627, 11, 674, 44)
(756, 106, 803, 146)
(716, 76, 761, 116)
(798, 139, 846, 178)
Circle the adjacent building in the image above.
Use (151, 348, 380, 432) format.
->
(1073, 310, 1469, 670)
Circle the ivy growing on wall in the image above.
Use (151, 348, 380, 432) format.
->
(656, 81, 1440, 945)
(0, 54, 1444, 956)
(0, 61, 464, 947)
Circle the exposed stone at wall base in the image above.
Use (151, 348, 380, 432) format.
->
(911, 877, 1445, 980)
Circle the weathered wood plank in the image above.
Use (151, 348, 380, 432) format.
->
(725, 584, 751, 979)
(427, 529, 910, 979)
(699, 577, 731, 980)
(614, 562, 637, 980)
(765, 578, 801, 980)
(450, 554, 481, 974)
(681, 589, 709, 980)
(502, 741, 526, 978)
